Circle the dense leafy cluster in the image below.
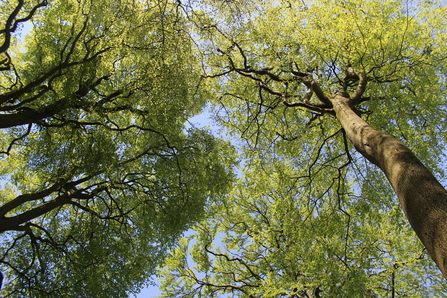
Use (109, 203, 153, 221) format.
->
(1, 0, 447, 297)
(0, 1, 235, 297)
(157, 0, 447, 297)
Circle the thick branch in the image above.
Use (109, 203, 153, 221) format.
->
(0, 0, 47, 60)
(298, 76, 332, 107)
(0, 174, 91, 219)
(0, 182, 109, 233)
(259, 82, 334, 115)
(346, 68, 368, 104)
(0, 179, 66, 217)
(0, 107, 56, 128)
(0, 0, 24, 54)
(218, 44, 334, 112)
(0, 74, 116, 129)
(0, 193, 72, 232)
(0, 48, 108, 105)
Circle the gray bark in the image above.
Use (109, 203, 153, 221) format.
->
(331, 93, 447, 278)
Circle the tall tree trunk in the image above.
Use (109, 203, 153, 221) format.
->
(331, 93, 447, 278)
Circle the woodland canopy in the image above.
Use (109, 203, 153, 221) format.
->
(1, 0, 447, 297)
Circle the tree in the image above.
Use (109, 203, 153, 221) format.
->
(0, 0, 235, 297)
(158, 0, 447, 296)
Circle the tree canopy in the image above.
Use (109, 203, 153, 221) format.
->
(157, 0, 447, 296)
(0, 0, 235, 297)
(1, 0, 447, 297)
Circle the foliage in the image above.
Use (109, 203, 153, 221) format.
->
(0, 0, 235, 297)
(159, 156, 447, 297)
(157, 0, 447, 296)
(2, 0, 447, 296)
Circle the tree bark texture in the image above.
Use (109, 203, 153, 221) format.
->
(331, 94, 447, 278)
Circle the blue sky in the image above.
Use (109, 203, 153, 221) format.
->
(135, 112, 213, 298)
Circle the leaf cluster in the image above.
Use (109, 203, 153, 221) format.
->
(0, 0, 236, 297)
(156, 0, 447, 296)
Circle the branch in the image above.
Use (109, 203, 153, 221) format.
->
(219, 45, 282, 82)
(0, 193, 72, 232)
(0, 72, 114, 129)
(0, 175, 93, 230)
(0, 47, 109, 106)
(346, 67, 368, 104)
(0, 123, 32, 155)
(293, 73, 332, 107)
(0, 52, 12, 71)
(259, 82, 334, 115)
(0, 0, 48, 54)
(1, 0, 23, 54)
(0, 178, 67, 217)
(75, 74, 111, 97)
(204, 242, 262, 281)
(67, 192, 131, 222)
(217, 43, 334, 115)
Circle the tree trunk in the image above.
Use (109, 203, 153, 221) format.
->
(331, 93, 447, 278)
